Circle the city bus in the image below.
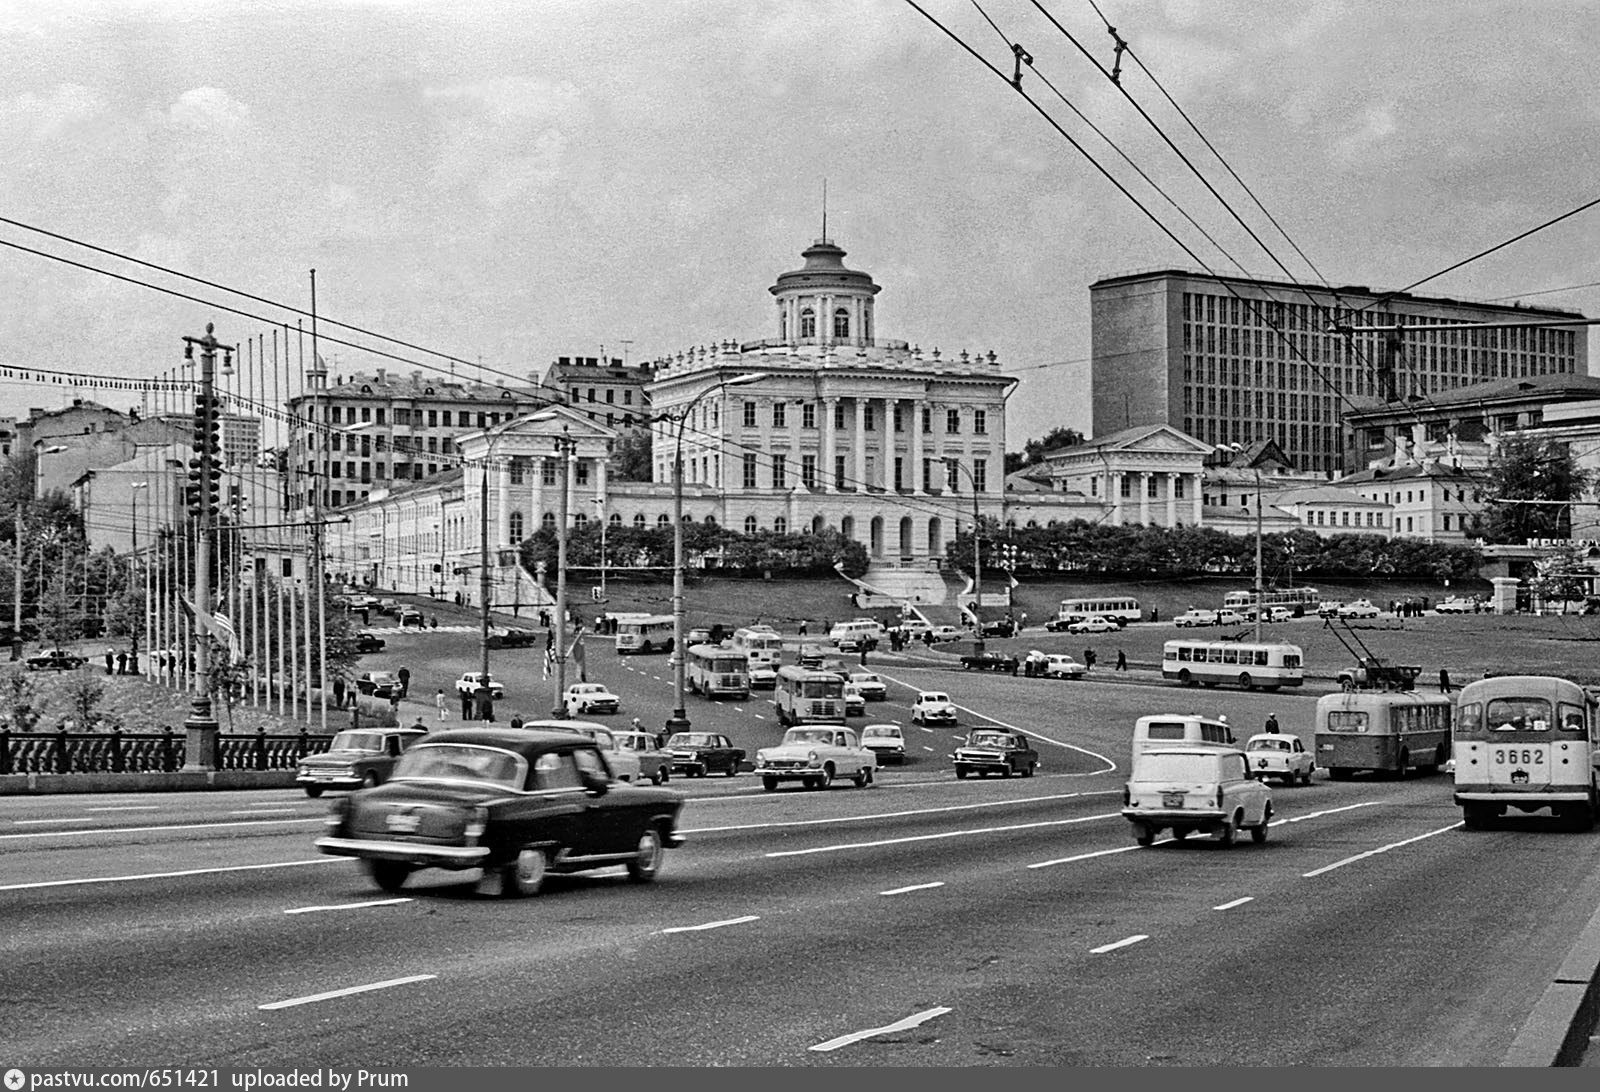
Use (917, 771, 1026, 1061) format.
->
(1453, 674, 1600, 829)
(686, 643, 751, 700)
(614, 613, 675, 654)
(1161, 639, 1304, 690)
(730, 625, 784, 671)
(1056, 596, 1142, 625)
(1314, 690, 1452, 781)
(773, 665, 846, 727)
(1221, 586, 1321, 614)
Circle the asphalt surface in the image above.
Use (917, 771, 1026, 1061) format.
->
(8, 629, 1600, 1066)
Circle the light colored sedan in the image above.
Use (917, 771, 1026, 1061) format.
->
(524, 719, 641, 783)
(849, 671, 888, 701)
(859, 724, 905, 765)
(1173, 609, 1218, 628)
(1337, 600, 1380, 619)
(1067, 615, 1120, 634)
(1245, 733, 1315, 785)
(563, 682, 621, 716)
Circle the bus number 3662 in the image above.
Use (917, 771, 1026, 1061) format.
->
(1492, 749, 1543, 765)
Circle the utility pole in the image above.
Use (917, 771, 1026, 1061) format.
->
(180, 323, 230, 770)
(478, 443, 493, 722)
(1253, 468, 1264, 643)
(549, 430, 574, 718)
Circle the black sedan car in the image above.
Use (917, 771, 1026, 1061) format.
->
(487, 628, 542, 649)
(959, 651, 1019, 674)
(664, 732, 745, 777)
(353, 632, 386, 654)
(952, 729, 1040, 779)
(316, 728, 686, 897)
(26, 648, 88, 671)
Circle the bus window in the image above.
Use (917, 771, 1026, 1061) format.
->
(1222, 649, 1237, 665)
(1457, 702, 1480, 734)
(1254, 650, 1269, 666)
(1486, 698, 1551, 732)
(1559, 704, 1586, 732)
(1208, 649, 1225, 663)
(1177, 647, 1191, 662)
(1326, 711, 1368, 733)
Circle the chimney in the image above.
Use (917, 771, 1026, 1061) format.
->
(376, 368, 387, 383)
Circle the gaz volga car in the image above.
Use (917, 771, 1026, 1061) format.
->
(296, 727, 430, 797)
(316, 728, 686, 897)
(951, 728, 1039, 779)
(754, 726, 876, 791)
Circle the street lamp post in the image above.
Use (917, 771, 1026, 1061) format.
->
(592, 496, 608, 606)
(180, 324, 229, 771)
(943, 456, 986, 656)
(665, 373, 766, 733)
(549, 430, 575, 718)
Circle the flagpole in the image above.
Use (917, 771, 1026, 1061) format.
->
(275, 328, 286, 716)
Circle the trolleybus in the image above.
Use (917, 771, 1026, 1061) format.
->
(1221, 586, 1321, 614)
(686, 643, 751, 700)
(1313, 689, 1452, 781)
(1056, 596, 1142, 625)
(1453, 674, 1600, 829)
(1162, 639, 1304, 690)
(773, 665, 846, 727)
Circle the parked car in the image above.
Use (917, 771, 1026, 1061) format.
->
(1214, 609, 1246, 626)
(980, 618, 1018, 638)
(753, 725, 876, 791)
(296, 727, 430, 797)
(357, 671, 402, 699)
(1173, 609, 1219, 628)
(563, 682, 621, 717)
(25, 648, 88, 671)
(455, 672, 505, 700)
(1042, 654, 1087, 679)
(1244, 732, 1315, 785)
(900, 618, 932, 638)
(842, 684, 866, 717)
(316, 727, 686, 897)
(487, 628, 542, 649)
(1317, 600, 1344, 618)
(352, 632, 387, 654)
(849, 671, 888, 701)
(613, 728, 673, 785)
(928, 625, 963, 642)
(1435, 597, 1477, 614)
(1338, 599, 1381, 619)
(530, 719, 641, 783)
(1067, 615, 1120, 635)
(1044, 618, 1075, 633)
(397, 607, 425, 627)
(859, 724, 905, 765)
(952, 728, 1039, 779)
(376, 598, 400, 615)
(911, 691, 959, 726)
(1121, 746, 1273, 847)
(960, 650, 1019, 674)
(1265, 606, 1294, 623)
(346, 594, 380, 611)
(664, 731, 745, 778)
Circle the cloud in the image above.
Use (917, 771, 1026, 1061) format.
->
(0, 83, 104, 141)
(422, 77, 581, 205)
(163, 86, 251, 136)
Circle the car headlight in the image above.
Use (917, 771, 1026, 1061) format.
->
(324, 797, 350, 830)
(808, 750, 821, 768)
(464, 805, 488, 842)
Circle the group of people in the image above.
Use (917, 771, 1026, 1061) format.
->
(102, 648, 139, 675)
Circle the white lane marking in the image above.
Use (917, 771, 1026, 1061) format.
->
(950, 734, 964, 741)
(1028, 842, 1147, 869)
(683, 791, 1119, 834)
(880, 882, 945, 896)
(1213, 897, 1254, 911)
(13, 817, 96, 825)
(259, 973, 436, 1010)
(0, 858, 345, 892)
(922, 746, 935, 752)
(0, 817, 322, 841)
(230, 809, 299, 816)
(1302, 822, 1463, 878)
(917, 726, 934, 734)
(1090, 934, 1149, 954)
(765, 813, 1120, 858)
(810, 1006, 953, 1053)
(1279, 801, 1382, 823)
(753, 714, 764, 720)
(239, 801, 301, 808)
(660, 914, 760, 934)
(285, 898, 413, 915)
(734, 706, 744, 713)
(83, 805, 163, 812)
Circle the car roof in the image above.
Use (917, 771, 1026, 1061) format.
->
(1141, 745, 1244, 757)
(412, 728, 592, 756)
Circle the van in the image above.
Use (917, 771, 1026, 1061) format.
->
(1131, 714, 1237, 767)
(829, 619, 882, 652)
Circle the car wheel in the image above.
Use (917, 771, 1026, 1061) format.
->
(955, 766, 968, 779)
(724, 761, 738, 777)
(1252, 805, 1271, 843)
(500, 848, 548, 898)
(362, 771, 381, 789)
(626, 827, 664, 884)
(817, 764, 834, 790)
(1134, 823, 1155, 847)
(1022, 763, 1035, 778)
(1178, 669, 1193, 686)
(366, 859, 411, 894)
(1299, 768, 1313, 786)
(1216, 813, 1238, 848)
(651, 767, 666, 785)
(763, 776, 779, 792)
(1238, 672, 1254, 690)
(303, 785, 324, 798)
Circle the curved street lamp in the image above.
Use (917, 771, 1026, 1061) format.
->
(665, 372, 767, 732)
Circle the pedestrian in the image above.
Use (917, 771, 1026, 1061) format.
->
(1439, 667, 1452, 693)
(397, 666, 411, 698)
(460, 692, 473, 720)
(1150, 606, 1159, 623)
(859, 646, 868, 667)
(436, 688, 448, 721)
(1084, 648, 1095, 671)
(115, 650, 127, 675)
(389, 693, 401, 720)
(922, 630, 933, 647)
(104, 648, 115, 675)
(1116, 649, 1127, 671)
(1265, 712, 1280, 734)
(509, 714, 524, 730)
(333, 677, 347, 708)
(429, 615, 438, 629)
(799, 620, 808, 637)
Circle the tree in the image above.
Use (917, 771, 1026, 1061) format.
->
(36, 571, 81, 647)
(1007, 427, 1086, 474)
(1480, 436, 1595, 545)
(608, 429, 653, 483)
(0, 665, 42, 731)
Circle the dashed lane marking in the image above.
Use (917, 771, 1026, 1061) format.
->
(660, 914, 760, 934)
(1302, 821, 1463, 878)
(1090, 934, 1149, 954)
(880, 882, 945, 896)
(809, 1007, 953, 1053)
(764, 812, 1120, 858)
(0, 857, 345, 892)
(285, 898, 413, 915)
(0, 817, 323, 841)
(259, 974, 436, 1010)
(1213, 897, 1254, 911)
(83, 806, 163, 812)
(922, 746, 935, 752)
(14, 818, 96, 826)
(682, 791, 1118, 834)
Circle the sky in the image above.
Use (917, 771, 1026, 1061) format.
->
(0, 0, 1596, 451)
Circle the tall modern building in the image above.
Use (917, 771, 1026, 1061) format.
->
(1090, 270, 1589, 476)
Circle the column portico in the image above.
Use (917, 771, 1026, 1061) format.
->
(496, 464, 511, 546)
(854, 398, 867, 491)
(1138, 472, 1151, 526)
(909, 399, 923, 492)
(1165, 472, 1178, 527)
(1111, 472, 1125, 526)
(530, 456, 546, 530)
(821, 397, 837, 491)
(1191, 474, 1202, 526)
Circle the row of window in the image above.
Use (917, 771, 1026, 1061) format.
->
(740, 402, 987, 435)
(779, 306, 868, 342)
(566, 387, 637, 406)
(325, 405, 525, 429)
(736, 453, 988, 493)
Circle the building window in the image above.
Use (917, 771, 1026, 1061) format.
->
(1443, 513, 1452, 531)
(624, 390, 633, 405)
(800, 308, 816, 339)
(894, 457, 904, 491)
(1148, 477, 1158, 498)
(743, 454, 758, 489)
(802, 455, 817, 488)
(947, 461, 960, 492)
(835, 455, 847, 490)
(922, 407, 932, 434)
(634, 513, 646, 528)
(922, 458, 932, 492)
(427, 410, 437, 427)
(509, 512, 524, 541)
(1119, 476, 1131, 498)
(772, 455, 786, 489)
(834, 403, 846, 430)
(542, 512, 556, 531)
(974, 458, 987, 494)
(1174, 477, 1185, 499)
(376, 409, 385, 425)
(605, 389, 615, 404)
(331, 407, 343, 424)
(609, 513, 622, 526)
(775, 515, 788, 534)
(833, 308, 849, 339)
(773, 402, 787, 428)
(744, 515, 758, 534)
(542, 460, 557, 486)
(974, 409, 987, 435)
(893, 406, 904, 433)
(743, 401, 757, 428)
(947, 409, 960, 433)
(509, 459, 524, 485)
(574, 513, 588, 529)
(658, 514, 671, 528)
(361, 407, 371, 423)
(575, 462, 589, 486)
(864, 405, 875, 431)
(802, 403, 816, 429)
(331, 434, 342, 452)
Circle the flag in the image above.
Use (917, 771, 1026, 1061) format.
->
(542, 647, 553, 681)
(1008, 572, 1020, 590)
(569, 628, 587, 683)
(211, 610, 244, 664)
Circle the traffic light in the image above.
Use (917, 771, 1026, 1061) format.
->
(188, 392, 225, 517)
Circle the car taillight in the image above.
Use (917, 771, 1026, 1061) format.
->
(324, 797, 349, 830)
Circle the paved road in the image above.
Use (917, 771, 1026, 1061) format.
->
(8, 647, 1600, 1066)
